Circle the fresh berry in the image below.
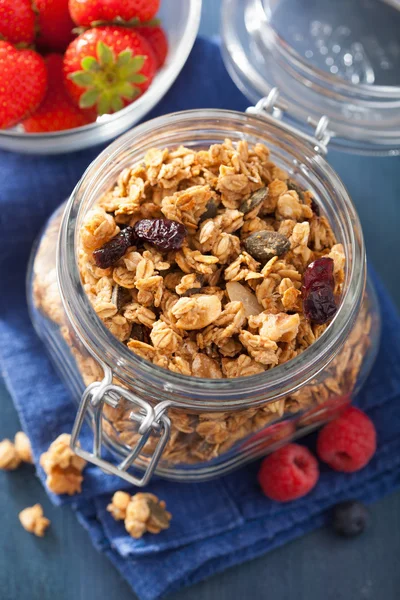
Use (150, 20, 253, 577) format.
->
(258, 444, 319, 502)
(317, 407, 377, 472)
(0, 42, 47, 130)
(22, 55, 96, 133)
(297, 394, 351, 428)
(68, 0, 160, 27)
(331, 500, 369, 537)
(63, 26, 156, 115)
(35, 0, 75, 53)
(0, 0, 36, 45)
(242, 421, 296, 451)
(302, 257, 337, 324)
(93, 227, 135, 268)
(303, 257, 334, 291)
(136, 25, 168, 68)
(133, 218, 187, 251)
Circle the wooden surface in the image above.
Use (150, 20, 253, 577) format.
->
(1, 2, 400, 598)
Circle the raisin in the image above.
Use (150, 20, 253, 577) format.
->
(303, 257, 334, 292)
(303, 258, 337, 324)
(93, 227, 135, 269)
(133, 218, 187, 251)
(303, 282, 337, 324)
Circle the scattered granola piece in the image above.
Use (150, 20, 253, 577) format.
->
(14, 431, 33, 464)
(124, 493, 171, 539)
(107, 491, 131, 520)
(40, 434, 86, 496)
(19, 504, 50, 537)
(0, 439, 21, 470)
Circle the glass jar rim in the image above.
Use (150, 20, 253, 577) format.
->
(58, 108, 366, 409)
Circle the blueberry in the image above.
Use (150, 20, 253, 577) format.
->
(331, 500, 370, 537)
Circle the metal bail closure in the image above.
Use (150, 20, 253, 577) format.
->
(70, 366, 171, 487)
(246, 87, 333, 155)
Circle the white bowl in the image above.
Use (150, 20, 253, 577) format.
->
(0, 0, 202, 154)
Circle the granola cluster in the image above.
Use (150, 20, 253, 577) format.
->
(32, 140, 372, 469)
(40, 433, 86, 495)
(107, 491, 171, 538)
(0, 432, 32, 470)
(19, 504, 50, 537)
(78, 139, 345, 378)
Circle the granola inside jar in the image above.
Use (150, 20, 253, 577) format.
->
(28, 109, 380, 484)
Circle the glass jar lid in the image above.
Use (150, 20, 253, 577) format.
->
(221, 0, 400, 154)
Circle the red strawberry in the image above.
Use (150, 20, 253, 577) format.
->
(68, 0, 159, 28)
(22, 55, 97, 132)
(63, 26, 156, 115)
(0, 0, 36, 45)
(0, 41, 47, 130)
(35, 0, 75, 53)
(136, 25, 168, 69)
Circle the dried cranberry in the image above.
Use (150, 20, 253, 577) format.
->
(310, 198, 320, 216)
(93, 227, 135, 269)
(133, 218, 187, 251)
(303, 257, 334, 292)
(303, 282, 337, 324)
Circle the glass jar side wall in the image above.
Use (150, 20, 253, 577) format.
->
(28, 207, 380, 482)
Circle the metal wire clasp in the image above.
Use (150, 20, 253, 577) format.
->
(246, 87, 333, 154)
(70, 366, 171, 487)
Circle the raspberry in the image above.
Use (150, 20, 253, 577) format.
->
(316, 407, 376, 472)
(258, 444, 319, 502)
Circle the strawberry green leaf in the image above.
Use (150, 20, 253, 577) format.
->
(117, 50, 133, 67)
(111, 96, 124, 112)
(97, 41, 114, 67)
(130, 56, 145, 71)
(118, 82, 136, 100)
(98, 95, 111, 116)
(127, 73, 147, 83)
(82, 56, 99, 71)
(79, 88, 100, 108)
(70, 71, 95, 87)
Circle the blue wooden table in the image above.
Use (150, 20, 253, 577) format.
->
(1, 2, 400, 598)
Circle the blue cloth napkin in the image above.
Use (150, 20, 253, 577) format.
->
(1, 37, 400, 600)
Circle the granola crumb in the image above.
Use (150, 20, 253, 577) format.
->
(40, 434, 86, 495)
(124, 493, 171, 539)
(14, 431, 33, 464)
(107, 491, 131, 521)
(19, 504, 50, 537)
(0, 439, 21, 470)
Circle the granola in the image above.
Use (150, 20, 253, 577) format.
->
(77, 140, 345, 378)
(31, 139, 373, 470)
(108, 492, 171, 539)
(40, 433, 86, 495)
(19, 504, 50, 537)
(0, 439, 21, 470)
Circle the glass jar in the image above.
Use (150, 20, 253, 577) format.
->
(27, 109, 380, 485)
